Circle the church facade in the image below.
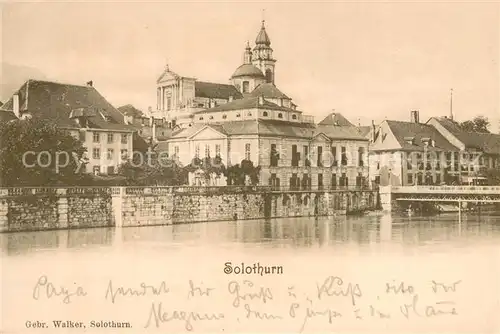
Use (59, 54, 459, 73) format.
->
(160, 21, 370, 188)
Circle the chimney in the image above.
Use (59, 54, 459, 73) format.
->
(13, 94, 20, 118)
(229, 96, 233, 102)
(410, 110, 420, 123)
(86, 80, 93, 87)
(258, 95, 264, 106)
(371, 120, 376, 142)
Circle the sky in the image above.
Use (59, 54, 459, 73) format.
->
(2, 1, 499, 132)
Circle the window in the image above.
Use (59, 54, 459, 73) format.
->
(245, 143, 251, 160)
(270, 143, 278, 167)
(174, 146, 180, 156)
(215, 144, 221, 157)
(236, 113, 241, 118)
(79, 131, 86, 142)
(107, 166, 115, 175)
(263, 111, 268, 117)
(242, 81, 250, 93)
(107, 148, 114, 160)
(107, 133, 114, 143)
(331, 174, 337, 189)
(292, 114, 297, 120)
(195, 144, 200, 158)
(278, 113, 283, 119)
(205, 144, 210, 157)
(93, 148, 100, 159)
(121, 149, 128, 160)
(291, 145, 299, 167)
(166, 97, 171, 111)
(199, 117, 204, 121)
(407, 174, 413, 185)
(265, 69, 273, 83)
(358, 147, 365, 166)
(209, 116, 214, 120)
(318, 174, 323, 190)
(121, 134, 128, 144)
(331, 146, 337, 166)
(93, 132, 100, 143)
(317, 146, 323, 167)
(93, 166, 100, 175)
(436, 174, 441, 184)
(247, 112, 252, 116)
(222, 114, 227, 119)
(341, 146, 347, 165)
(303, 146, 310, 167)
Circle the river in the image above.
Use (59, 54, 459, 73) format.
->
(1, 213, 499, 333)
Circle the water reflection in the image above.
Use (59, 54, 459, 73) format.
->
(1, 213, 500, 256)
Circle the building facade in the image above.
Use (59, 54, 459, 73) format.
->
(1, 80, 135, 175)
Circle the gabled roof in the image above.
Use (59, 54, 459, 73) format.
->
(194, 96, 298, 114)
(1, 79, 133, 131)
(250, 83, 290, 99)
(315, 124, 368, 141)
(318, 112, 355, 127)
(156, 66, 180, 84)
(194, 81, 243, 100)
(118, 104, 144, 118)
(384, 120, 458, 151)
(430, 117, 500, 154)
(170, 119, 316, 139)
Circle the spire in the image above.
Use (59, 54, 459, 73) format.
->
(243, 41, 252, 64)
(449, 88, 454, 120)
(255, 20, 271, 46)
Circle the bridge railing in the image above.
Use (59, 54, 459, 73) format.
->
(390, 185, 500, 195)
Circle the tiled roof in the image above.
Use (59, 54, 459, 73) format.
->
(194, 96, 297, 114)
(118, 104, 144, 117)
(432, 117, 500, 154)
(171, 119, 316, 139)
(195, 81, 243, 100)
(315, 125, 369, 141)
(357, 126, 372, 137)
(318, 112, 355, 126)
(385, 120, 458, 151)
(0, 110, 17, 123)
(1, 80, 133, 132)
(250, 83, 290, 99)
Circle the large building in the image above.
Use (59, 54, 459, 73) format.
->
(1, 79, 135, 175)
(164, 22, 370, 187)
(369, 110, 500, 186)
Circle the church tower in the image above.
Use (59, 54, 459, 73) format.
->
(252, 20, 276, 84)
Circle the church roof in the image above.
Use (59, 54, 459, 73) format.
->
(194, 81, 243, 100)
(255, 21, 271, 46)
(231, 64, 265, 79)
(318, 112, 355, 127)
(251, 83, 290, 99)
(193, 96, 296, 114)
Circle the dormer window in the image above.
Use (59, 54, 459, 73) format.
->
(404, 136, 415, 145)
(292, 114, 297, 120)
(263, 111, 268, 117)
(278, 113, 283, 119)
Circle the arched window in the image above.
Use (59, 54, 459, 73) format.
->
(222, 114, 227, 119)
(236, 113, 241, 118)
(209, 116, 214, 120)
(292, 114, 297, 120)
(278, 113, 283, 119)
(242, 81, 250, 93)
(263, 111, 268, 117)
(199, 117, 204, 120)
(265, 69, 273, 83)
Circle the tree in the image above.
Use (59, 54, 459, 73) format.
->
(117, 149, 187, 186)
(0, 117, 88, 186)
(479, 167, 500, 185)
(460, 116, 490, 133)
(184, 155, 226, 185)
(225, 159, 261, 185)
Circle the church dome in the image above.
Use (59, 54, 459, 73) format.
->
(231, 64, 265, 79)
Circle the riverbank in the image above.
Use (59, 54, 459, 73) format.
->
(0, 186, 378, 233)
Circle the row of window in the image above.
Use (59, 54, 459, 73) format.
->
(198, 112, 298, 121)
(270, 172, 366, 188)
(91, 132, 128, 144)
(92, 148, 129, 160)
(274, 144, 365, 167)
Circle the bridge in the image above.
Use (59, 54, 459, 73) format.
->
(379, 186, 500, 214)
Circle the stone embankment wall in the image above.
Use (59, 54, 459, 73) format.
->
(0, 187, 378, 232)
